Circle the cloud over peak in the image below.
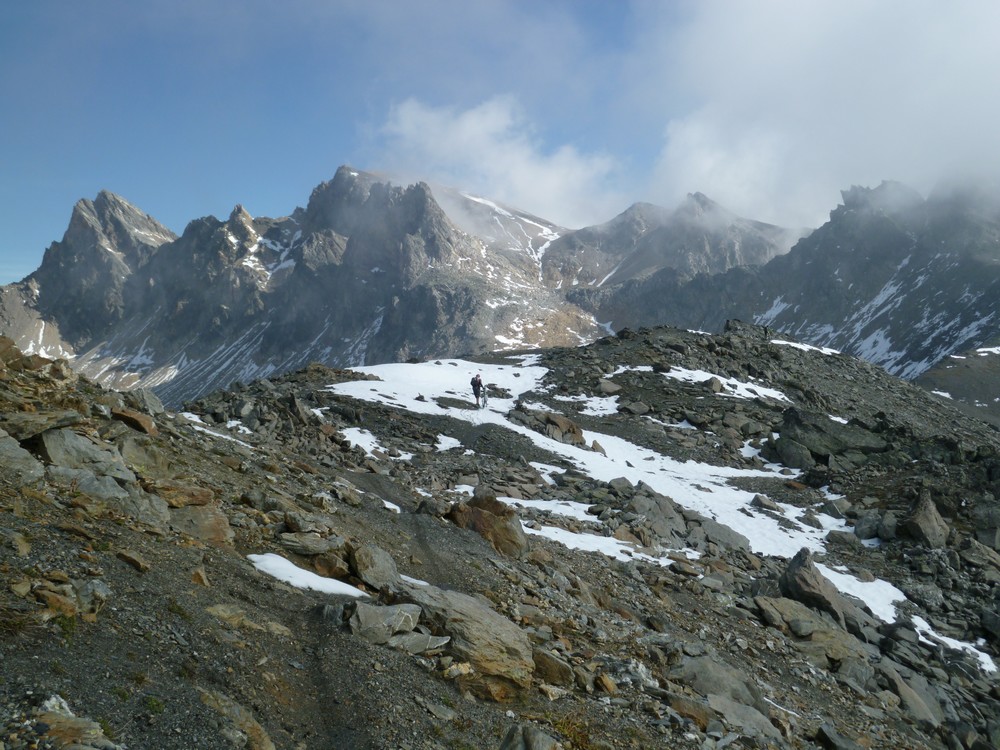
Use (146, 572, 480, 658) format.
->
(379, 97, 627, 229)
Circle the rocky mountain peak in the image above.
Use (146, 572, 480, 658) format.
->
(610, 201, 671, 234)
(677, 190, 723, 217)
(302, 166, 379, 235)
(302, 168, 461, 279)
(838, 180, 925, 218)
(227, 203, 253, 224)
(22, 192, 176, 348)
(224, 204, 259, 246)
(670, 192, 740, 232)
(51, 191, 175, 271)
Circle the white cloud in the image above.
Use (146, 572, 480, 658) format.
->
(369, 2, 1000, 231)
(378, 97, 626, 228)
(645, 0, 1000, 227)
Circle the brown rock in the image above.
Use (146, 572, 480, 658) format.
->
(148, 480, 215, 508)
(447, 490, 528, 558)
(111, 407, 159, 435)
(542, 412, 586, 447)
(36, 588, 79, 618)
(313, 552, 350, 579)
(169, 505, 235, 546)
(596, 672, 618, 694)
(199, 689, 276, 750)
(116, 550, 151, 572)
(532, 647, 575, 687)
(34, 696, 119, 749)
(612, 526, 642, 545)
(666, 693, 716, 731)
(191, 566, 211, 586)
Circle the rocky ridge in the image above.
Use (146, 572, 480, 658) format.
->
(2, 323, 1000, 749)
(540, 193, 799, 288)
(574, 181, 1000, 387)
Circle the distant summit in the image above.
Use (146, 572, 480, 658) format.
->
(28, 191, 176, 347)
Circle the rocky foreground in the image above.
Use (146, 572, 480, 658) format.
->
(2, 322, 1000, 749)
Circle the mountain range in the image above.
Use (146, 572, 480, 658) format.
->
(1, 168, 999, 421)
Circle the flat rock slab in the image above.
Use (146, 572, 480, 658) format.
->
(0, 409, 82, 441)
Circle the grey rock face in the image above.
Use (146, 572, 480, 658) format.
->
(35, 428, 135, 482)
(903, 490, 951, 548)
(349, 544, 401, 590)
(0, 429, 43, 484)
(28, 191, 176, 348)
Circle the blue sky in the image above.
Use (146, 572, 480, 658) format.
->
(3, 0, 999, 284)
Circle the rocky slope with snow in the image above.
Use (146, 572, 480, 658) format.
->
(915, 340, 1000, 429)
(2, 323, 1000, 749)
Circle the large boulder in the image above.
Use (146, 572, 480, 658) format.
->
(399, 581, 534, 697)
(509, 406, 587, 448)
(542, 412, 586, 447)
(349, 602, 422, 645)
(446, 488, 528, 557)
(877, 661, 944, 728)
(771, 408, 887, 467)
(279, 532, 347, 557)
(755, 596, 872, 670)
(0, 428, 43, 484)
(971, 501, 1000, 550)
(779, 548, 856, 630)
(34, 428, 135, 482)
(0, 409, 82, 441)
(670, 655, 768, 716)
(349, 544, 401, 590)
(772, 436, 816, 469)
(902, 490, 950, 548)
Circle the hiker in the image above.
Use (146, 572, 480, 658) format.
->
(471, 373, 483, 408)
